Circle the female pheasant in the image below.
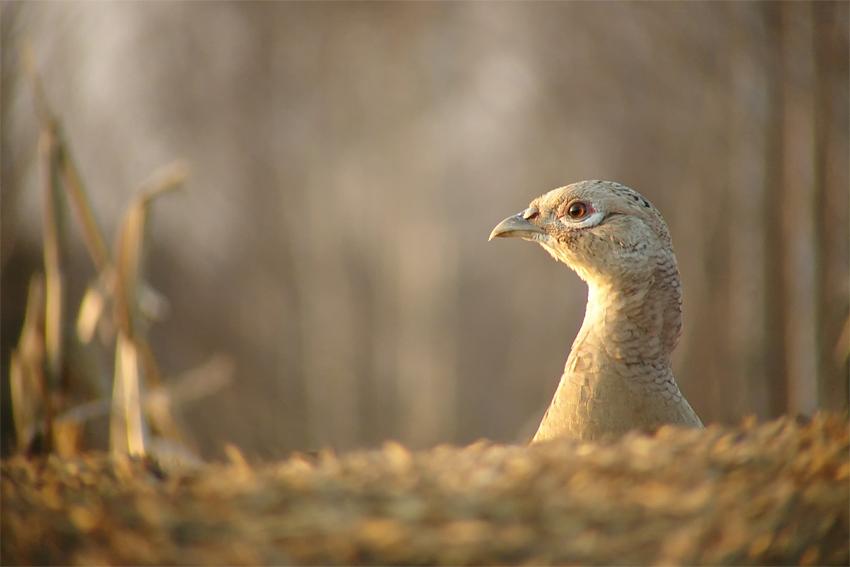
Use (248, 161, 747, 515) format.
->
(490, 180, 703, 442)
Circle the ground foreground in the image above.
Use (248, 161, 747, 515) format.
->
(2, 414, 848, 566)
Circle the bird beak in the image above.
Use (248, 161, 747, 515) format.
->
(489, 210, 546, 241)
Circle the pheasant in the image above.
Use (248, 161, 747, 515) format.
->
(490, 180, 703, 442)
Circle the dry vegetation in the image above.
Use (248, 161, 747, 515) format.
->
(7, 54, 227, 464)
(2, 414, 848, 566)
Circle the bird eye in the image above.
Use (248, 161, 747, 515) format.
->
(567, 202, 588, 219)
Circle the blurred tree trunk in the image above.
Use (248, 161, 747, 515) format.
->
(812, 1, 850, 411)
(761, 2, 791, 418)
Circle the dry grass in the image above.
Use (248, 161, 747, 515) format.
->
(9, 50, 230, 461)
(2, 414, 848, 565)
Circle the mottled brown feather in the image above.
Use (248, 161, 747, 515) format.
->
(491, 180, 702, 442)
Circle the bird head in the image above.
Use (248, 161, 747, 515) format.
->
(489, 180, 676, 286)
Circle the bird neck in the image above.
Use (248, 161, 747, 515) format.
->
(574, 269, 682, 368)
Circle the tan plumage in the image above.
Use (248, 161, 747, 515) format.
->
(490, 180, 703, 442)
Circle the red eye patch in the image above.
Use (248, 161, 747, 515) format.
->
(558, 201, 596, 221)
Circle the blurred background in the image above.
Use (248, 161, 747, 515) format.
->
(1, 2, 847, 460)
